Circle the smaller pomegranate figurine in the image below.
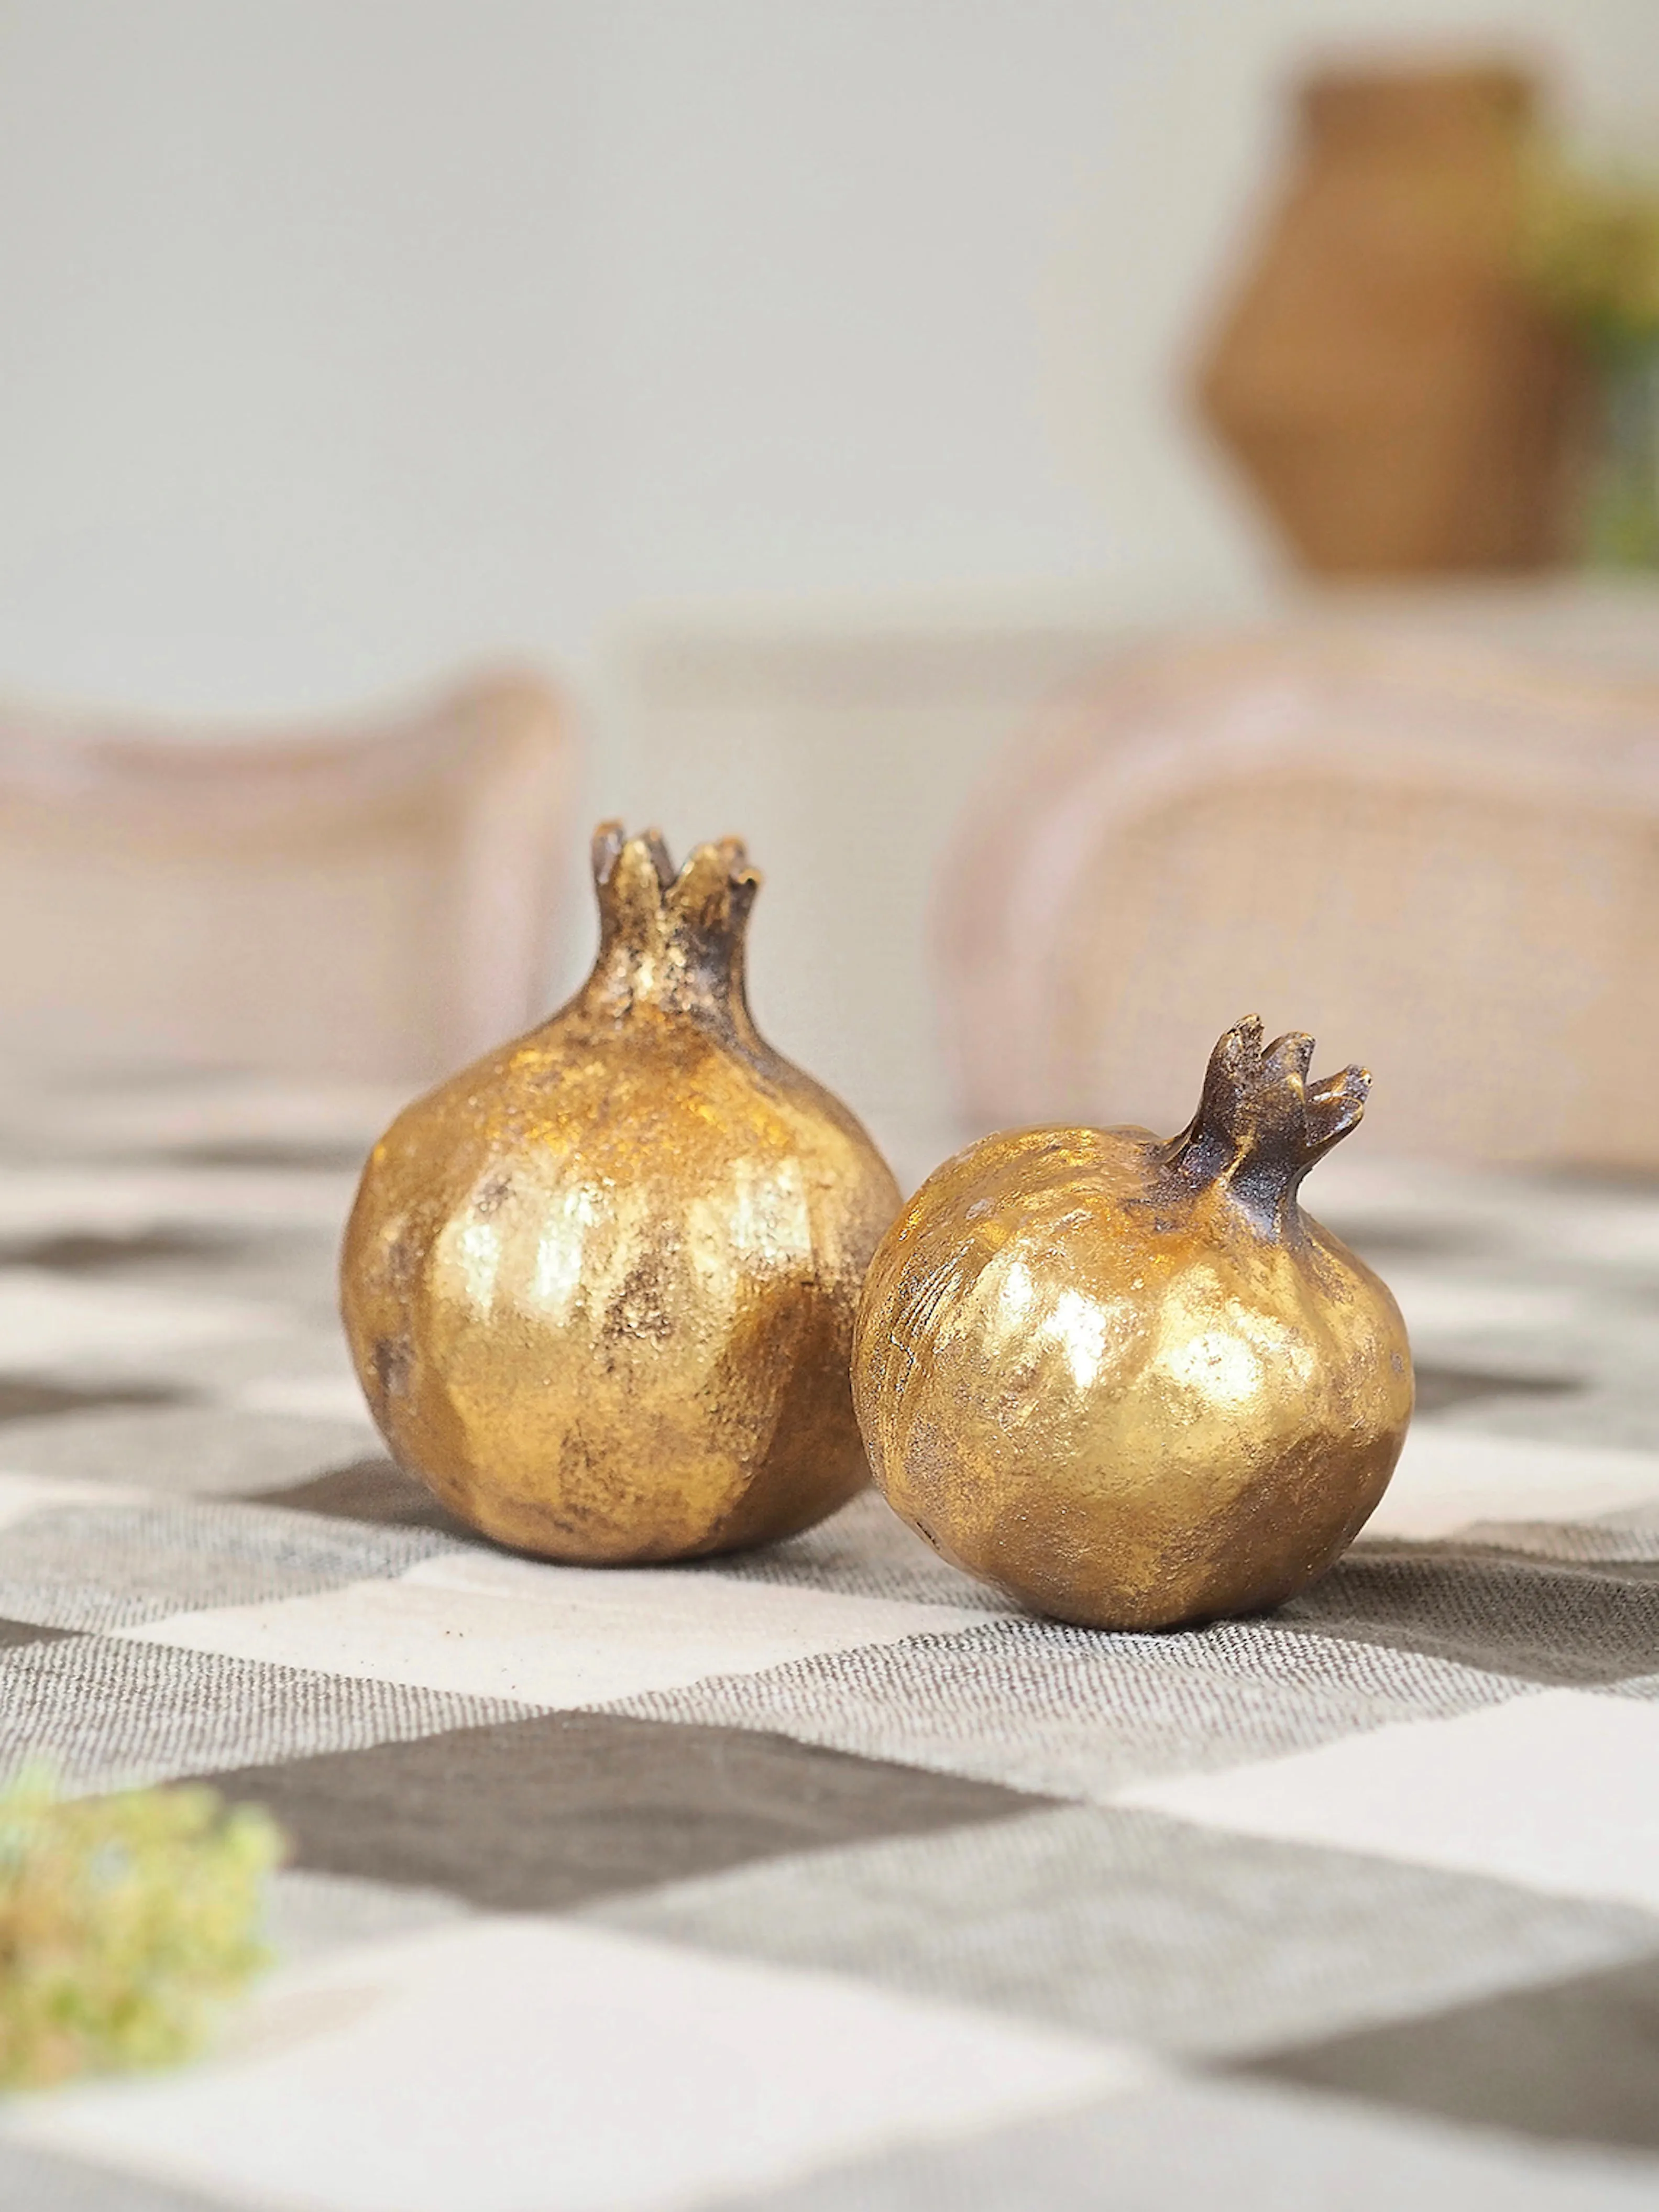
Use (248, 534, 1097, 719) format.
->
(342, 823, 900, 1562)
(853, 1018, 1412, 1629)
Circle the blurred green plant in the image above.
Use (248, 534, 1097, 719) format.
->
(1522, 154, 1659, 349)
(1521, 148, 1659, 566)
(0, 1765, 284, 2091)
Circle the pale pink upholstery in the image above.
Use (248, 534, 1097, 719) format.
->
(0, 670, 576, 1082)
(938, 629, 1659, 1168)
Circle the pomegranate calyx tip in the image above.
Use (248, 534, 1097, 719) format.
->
(1168, 1015, 1372, 1213)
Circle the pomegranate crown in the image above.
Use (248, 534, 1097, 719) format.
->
(582, 822, 762, 1030)
(1165, 1015, 1369, 1218)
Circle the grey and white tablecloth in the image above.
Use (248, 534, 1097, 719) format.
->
(0, 1070, 1654, 2211)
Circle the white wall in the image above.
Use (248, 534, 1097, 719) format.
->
(1, 3, 1655, 1132)
(2, 0, 1653, 716)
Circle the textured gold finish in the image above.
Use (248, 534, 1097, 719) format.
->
(853, 1018, 1412, 1629)
(341, 824, 900, 1561)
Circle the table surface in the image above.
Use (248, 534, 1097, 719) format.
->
(0, 1071, 1654, 2212)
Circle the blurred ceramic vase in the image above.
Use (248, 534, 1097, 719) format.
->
(1200, 62, 1584, 572)
(341, 823, 900, 1561)
(853, 1019, 1412, 1630)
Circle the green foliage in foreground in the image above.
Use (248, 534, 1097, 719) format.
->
(0, 1767, 285, 2090)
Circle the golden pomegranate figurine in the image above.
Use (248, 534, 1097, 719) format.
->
(854, 1018, 1412, 1629)
(342, 824, 900, 1561)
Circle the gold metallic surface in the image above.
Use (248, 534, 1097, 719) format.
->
(341, 824, 900, 1561)
(853, 1018, 1413, 1629)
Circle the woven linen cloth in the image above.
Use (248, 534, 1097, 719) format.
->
(0, 1070, 1654, 2212)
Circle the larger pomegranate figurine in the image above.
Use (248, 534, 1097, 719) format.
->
(853, 1018, 1412, 1628)
(342, 823, 900, 1561)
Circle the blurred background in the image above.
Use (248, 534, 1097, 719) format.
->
(3, 0, 1658, 1179)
